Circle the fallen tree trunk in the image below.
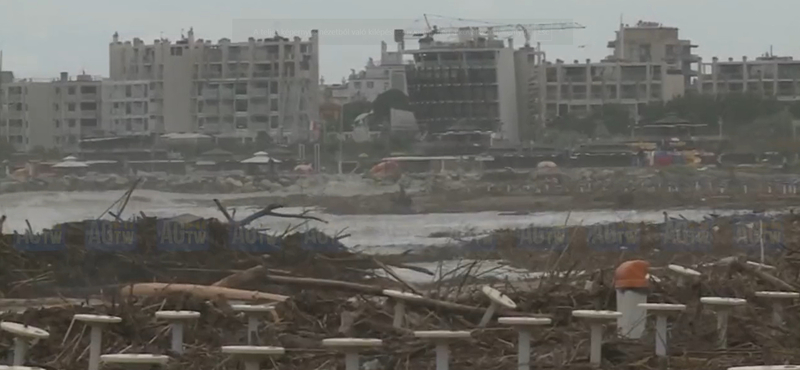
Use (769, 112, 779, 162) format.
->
(213, 265, 384, 294)
(120, 283, 289, 302)
(212, 265, 538, 318)
(731, 260, 797, 291)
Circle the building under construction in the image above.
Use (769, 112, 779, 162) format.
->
(398, 27, 521, 143)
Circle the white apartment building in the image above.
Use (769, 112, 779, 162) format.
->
(529, 59, 686, 122)
(695, 55, 800, 100)
(1, 72, 103, 152)
(607, 21, 699, 84)
(109, 28, 320, 143)
(325, 41, 407, 104)
(528, 21, 697, 125)
(101, 80, 152, 134)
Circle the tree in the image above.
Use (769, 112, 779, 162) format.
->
(593, 104, 632, 135)
(640, 92, 785, 135)
(255, 131, 273, 148)
(341, 100, 372, 132)
(732, 110, 793, 152)
(28, 145, 62, 160)
(372, 89, 410, 123)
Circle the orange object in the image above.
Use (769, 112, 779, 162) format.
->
(614, 260, 650, 289)
(370, 160, 399, 177)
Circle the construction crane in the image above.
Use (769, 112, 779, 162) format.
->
(396, 20, 585, 48)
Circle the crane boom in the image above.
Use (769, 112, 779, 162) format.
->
(398, 21, 585, 47)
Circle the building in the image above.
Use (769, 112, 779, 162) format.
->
(0, 69, 13, 147)
(322, 41, 407, 104)
(514, 44, 546, 141)
(607, 21, 700, 85)
(109, 28, 320, 143)
(528, 22, 696, 126)
(529, 59, 686, 122)
(402, 28, 520, 143)
(101, 80, 152, 135)
(695, 55, 800, 100)
(1, 72, 103, 152)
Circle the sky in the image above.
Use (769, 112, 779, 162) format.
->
(1, 0, 799, 82)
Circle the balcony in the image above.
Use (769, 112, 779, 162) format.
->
(253, 71, 276, 78)
(80, 93, 99, 101)
(201, 91, 219, 99)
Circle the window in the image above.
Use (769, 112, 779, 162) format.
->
(170, 47, 183, 56)
(354, 82, 362, 89)
(367, 81, 374, 88)
(384, 82, 390, 90)
(54, 87, 60, 94)
(53, 104, 59, 111)
(126, 85, 132, 97)
(68, 103, 76, 111)
(54, 119, 60, 128)
(68, 87, 76, 95)
(68, 119, 76, 128)
(80, 102, 97, 111)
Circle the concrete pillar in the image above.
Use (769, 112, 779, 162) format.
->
(614, 260, 650, 339)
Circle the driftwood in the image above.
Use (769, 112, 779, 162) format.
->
(371, 257, 425, 296)
(119, 282, 289, 302)
(213, 199, 327, 227)
(213, 265, 384, 294)
(731, 259, 798, 291)
(211, 265, 534, 317)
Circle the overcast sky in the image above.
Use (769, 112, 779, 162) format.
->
(1, 0, 798, 82)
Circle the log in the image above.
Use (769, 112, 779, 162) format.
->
(732, 260, 797, 291)
(212, 265, 268, 288)
(119, 283, 289, 302)
(215, 267, 537, 318)
(213, 265, 385, 294)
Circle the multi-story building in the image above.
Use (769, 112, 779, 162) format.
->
(607, 21, 700, 85)
(101, 80, 152, 134)
(0, 70, 13, 146)
(328, 42, 407, 104)
(109, 28, 320, 143)
(402, 28, 520, 143)
(695, 55, 800, 100)
(528, 22, 696, 126)
(1, 72, 102, 152)
(529, 59, 686, 122)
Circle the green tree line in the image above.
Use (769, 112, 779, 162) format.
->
(545, 92, 800, 151)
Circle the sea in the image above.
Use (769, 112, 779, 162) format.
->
(0, 189, 779, 283)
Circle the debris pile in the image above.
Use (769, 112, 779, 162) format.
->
(3, 188, 800, 369)
(3, 256, 800, 369)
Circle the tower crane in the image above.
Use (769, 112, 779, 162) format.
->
(395, 20, 585, 48)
